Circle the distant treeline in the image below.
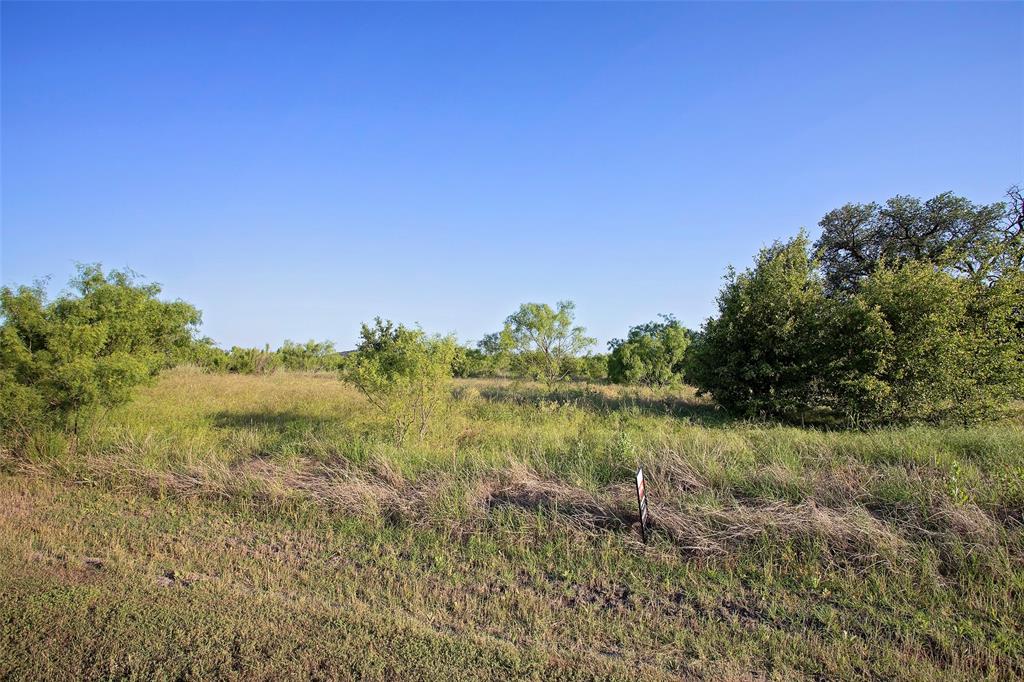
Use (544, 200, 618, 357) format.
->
(180, 309, 693, 385)
(180, 335, 615, 382)
(2, 187, 1021, 446)
(183, 339, 349, 375)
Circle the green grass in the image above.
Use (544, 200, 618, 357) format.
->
(2, 368, 1023, 680)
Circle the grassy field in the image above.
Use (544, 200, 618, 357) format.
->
(2, 368, 1023, 680)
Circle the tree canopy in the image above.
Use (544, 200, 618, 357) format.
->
(814, 187, 1023, 293)
(496, 301, 595, 389)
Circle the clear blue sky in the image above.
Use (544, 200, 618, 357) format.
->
(3, 2, 1022, 350)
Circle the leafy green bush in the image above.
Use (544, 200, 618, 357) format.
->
(181, 339, 347, 375)
(451, 345, 492, 378)
(464, 333, 510, 378)
(685, 233, 830, 421)
(223, 346, 281, 375)
(608, 315, 690, 386)
(276, 339, 346, 372)
(342, 319, 459, 443)
(570, 353, 610, 382)
(844, 262, 1024, 424)
(176, 336, 227, 370)
(0, 265, 200, 443)
(687, 228, 1024, 425)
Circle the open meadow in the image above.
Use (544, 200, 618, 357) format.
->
(2, 368, 1023, 680)
(4, 2, 1023, 680)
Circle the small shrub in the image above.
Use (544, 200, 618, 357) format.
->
(342, 318, 459, 444)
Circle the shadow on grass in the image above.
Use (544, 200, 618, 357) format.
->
(211, 410, 339, 433)
(474, 383, 734, 427)
(487, 486, 636, 533)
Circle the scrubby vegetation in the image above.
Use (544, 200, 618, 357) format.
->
(687, 189, 1023, 426)
(0, 265, 200, 447)
(608, 315, 691, 387)
(1, 188, 1022, 679)
(342, 318, 460, 444)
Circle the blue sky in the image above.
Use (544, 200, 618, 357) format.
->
(2, 2, 1021, 350)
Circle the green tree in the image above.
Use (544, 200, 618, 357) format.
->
(814, 187, 1023, 293)
(0, 265, 201, 444)
(497, 301, 595, 389)
(688, 228, 1023, 426)
(342, 318, 459, 444)
(608, 315, 690, 386)
(470, 332, 512, 377)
